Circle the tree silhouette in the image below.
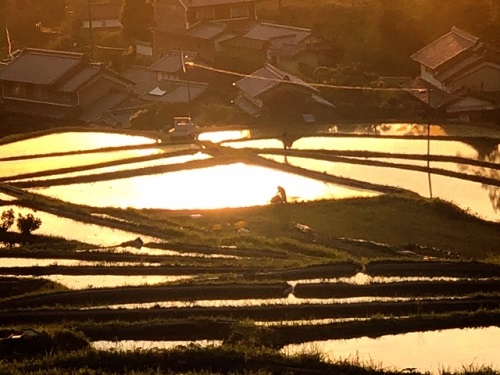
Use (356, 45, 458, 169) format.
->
(17, 213, 42, 235)
(120, 0, 153, 41)
(0, 209, 15, 232)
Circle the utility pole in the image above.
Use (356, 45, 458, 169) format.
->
(427, 88, 433, 199)
(87, 0, 94, 60)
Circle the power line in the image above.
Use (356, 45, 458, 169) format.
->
(186, 62, 423, 93)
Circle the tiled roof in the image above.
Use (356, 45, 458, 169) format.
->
(243, 22, 310, 44)
(0, 49, 84, 85)
(411, 27, 479, 70)
(79, 89, 131, 123)
(184, 22, 227, 40)
(58, 65, 101, 92)
(235, 63, 316, 98)
(220, 36, 268, 50)
(141, 80, 208, 103)
(179, 0, 256, 7)
(123, 66, 158, 95)
(149, 50, 197, 73)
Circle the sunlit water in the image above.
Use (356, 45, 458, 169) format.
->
(0, 132, 157, 158)
(0, 258, 161, 268)
(86, 246, 240, 258)
(262, 155, 500, 222)
(14, 152, 212, 182)
(88, 294, 458, 310)
(0, 193, 16, 201)
(0, 149, 164, 179)
(1, 205, 162, 246)
(224, 137, 481, 159)
(198, 129, 251, 143)
(30, 163, 378, 210)
(37, 274, 193, 289)
(92, 340, 222, 351)
(282, 326, 500, 374)
(286, 273, 486, 286)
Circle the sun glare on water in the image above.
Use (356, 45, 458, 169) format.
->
(33, 163, 377, 210)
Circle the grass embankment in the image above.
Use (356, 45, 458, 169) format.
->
(1, 320, 500, 375)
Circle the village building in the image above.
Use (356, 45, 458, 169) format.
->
(0, 48, 133, 123)
(123, 49, 209, 105)
(409, 27, 500, 122)
(82, 0, 123, 32)
(150, 0, 325, 75)
(233, 63, 334, 122)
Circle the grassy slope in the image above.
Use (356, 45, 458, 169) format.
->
(146, 194, 500, 260)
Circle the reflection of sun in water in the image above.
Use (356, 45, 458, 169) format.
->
(198, 130, 251, 143)
(34, 163, 377, 210)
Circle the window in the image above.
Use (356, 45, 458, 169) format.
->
(196, 7, 215, 20)
(230, 5, 249, 18)
(12, 84, 26, 97)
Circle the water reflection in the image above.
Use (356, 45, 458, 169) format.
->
(1, 205, 162, 246)
(92, 340, 222, 351)
(31, 163, 378, 210)
(288, 273, 474, 286)
(0, 132, 156, 158)
(0, 149, 163, 179)
(89, 245, 239, 258)
(282, 326, 500, 374)
(0, 193, 16, 201)
(93, 294, 454, 310)
(458, 147, 500, 213)
(17, 153, 212, 182)
(0, 258, 161, 268)
(39, 274, 193, 289)
(262, 155, 500, 222)
(198, 129, 250, 143)
(226, 137, 480, 159)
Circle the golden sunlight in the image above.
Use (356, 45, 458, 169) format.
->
(32, 163, 378, 210)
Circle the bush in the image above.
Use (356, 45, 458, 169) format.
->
(0, 209, 15, 232)
(17, 213, 42, 235)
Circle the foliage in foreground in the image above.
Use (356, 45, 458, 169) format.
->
(0, 342, 498, 375)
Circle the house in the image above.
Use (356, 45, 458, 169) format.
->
(151, 0, 258, 34)
(219, 22, 323, 74)
(82, 1, 123, 32)
(233, 63, 334, 121)
(409, 27, 500, 122)
(151, 0, 258, 60)
(151, 0, 329, 76)
(149, 49, 206, 82)
(123, 50, 209, 105)
(0, 48, 133, 122)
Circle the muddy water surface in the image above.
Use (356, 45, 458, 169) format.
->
(282, 326, 500, 374)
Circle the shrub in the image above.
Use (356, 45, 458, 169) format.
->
(0, 209, 15, 232)
(17, 213, 42, 235)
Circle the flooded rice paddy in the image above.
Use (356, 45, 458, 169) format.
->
(38, 274, 194, 289)
(15, 152, 211, 182)
(0, 132, 157, 158)
(1, 205, 162, 246)
(92, 339, 222, 351)
(282, 326, 500, 374)
(0, 125, 498, 219)
(0, 148, 164, 179)
(29, 163, 377, 210)
(0, 258, 162, 268)
(88, 294, 457, 310)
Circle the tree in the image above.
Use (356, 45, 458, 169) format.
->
(0, 209, 15, 232)
(120, 0, 153, 41)
(17, 213, 42, 235)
